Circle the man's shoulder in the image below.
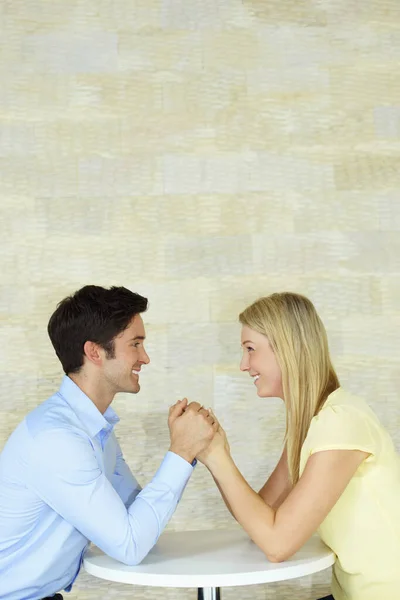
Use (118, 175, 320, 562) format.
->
(25, 391, 82, 440)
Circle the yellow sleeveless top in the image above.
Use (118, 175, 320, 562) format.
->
(300, 388, 400, 600)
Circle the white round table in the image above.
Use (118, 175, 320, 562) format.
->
(83, 528, 335, 599)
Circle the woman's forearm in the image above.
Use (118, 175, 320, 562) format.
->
(258, 446, 292, 510)
(208, 452, 279, 561)
(212, 475, 236, 520)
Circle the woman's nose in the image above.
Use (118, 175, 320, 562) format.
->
(240, 355, 249, 372)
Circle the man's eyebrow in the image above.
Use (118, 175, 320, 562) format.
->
(130, 336, 146, 341)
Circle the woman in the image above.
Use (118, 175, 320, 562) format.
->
(200, 292, 400, 600)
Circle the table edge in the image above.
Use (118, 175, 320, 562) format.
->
(83, 552, 335, 588)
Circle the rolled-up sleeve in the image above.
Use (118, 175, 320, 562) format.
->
(26, 428, 193, 566)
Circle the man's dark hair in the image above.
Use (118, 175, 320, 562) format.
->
(48, 285, 148, 375)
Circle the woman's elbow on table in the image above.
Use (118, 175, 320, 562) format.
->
(265, 549, 291, 563)
(261, 540, 296, 564)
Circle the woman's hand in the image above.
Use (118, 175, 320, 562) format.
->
(197, 409, 231, 469)
(168, 399, 217, 464)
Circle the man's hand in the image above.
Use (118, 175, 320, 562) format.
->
(168, 400, 217, 464)
(197, 409, 231, 469)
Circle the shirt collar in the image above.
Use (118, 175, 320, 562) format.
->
(58, 375, 120, 438)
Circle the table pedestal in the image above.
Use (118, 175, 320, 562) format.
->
(198, 587, 221, 600)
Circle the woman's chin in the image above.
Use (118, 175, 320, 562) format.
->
(256, 386, 269, 397)
(257, 387, 278, 399)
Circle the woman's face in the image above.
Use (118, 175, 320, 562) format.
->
(240, 325, 284, 400)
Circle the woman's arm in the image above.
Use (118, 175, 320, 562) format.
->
(258, 445, 292, 510)
(212, 475, 235, 517)
(207, 446, 369, 562)
(216, 446, 290, 519)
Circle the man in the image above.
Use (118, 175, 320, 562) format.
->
(0, 285, 216, 600)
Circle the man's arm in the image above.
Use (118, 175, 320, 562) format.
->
(27, 428, 194, 566)
(111, 435, 142, 508)
(26, 401, 216, 567)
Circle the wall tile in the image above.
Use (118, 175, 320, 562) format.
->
(1, 2, 400, 599)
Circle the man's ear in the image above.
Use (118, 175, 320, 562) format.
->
(83, 341, 103, 366)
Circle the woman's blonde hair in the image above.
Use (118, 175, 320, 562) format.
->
(239, 292, 339, 484)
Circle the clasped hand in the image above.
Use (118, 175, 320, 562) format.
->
(168, 398, 230, 468)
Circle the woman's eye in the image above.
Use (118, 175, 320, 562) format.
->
(246, 347, 254, 352)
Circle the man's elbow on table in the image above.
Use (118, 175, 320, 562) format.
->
(120, 554, 145, 567)
(110, 548, 141, 567)
(108, 540, 153, 567)
(116, 552, 147, 567)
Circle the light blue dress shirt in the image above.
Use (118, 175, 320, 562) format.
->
(0, 376, 193, 600)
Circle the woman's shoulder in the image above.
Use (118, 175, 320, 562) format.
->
(299, 388, 381, 475)
(304, 387, 389, 455)
(319, 387, 376, 420)
(306, 388, 382, 443)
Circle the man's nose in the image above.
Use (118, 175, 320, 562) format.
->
(141, 349, 150, 365)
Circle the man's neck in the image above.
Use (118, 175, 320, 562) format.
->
(68, 372, 114, 415)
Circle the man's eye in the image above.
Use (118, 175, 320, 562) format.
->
(133, 343, 141, 348)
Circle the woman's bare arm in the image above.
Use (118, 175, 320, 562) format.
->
(208, 448, 369, 562)
(216, 446, 291, 518)
(258, 445, 292, 510)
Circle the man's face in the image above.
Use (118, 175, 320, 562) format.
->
(102, 314, 150, 395)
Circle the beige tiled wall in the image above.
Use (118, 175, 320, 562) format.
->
(1, 1, 400, 598)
